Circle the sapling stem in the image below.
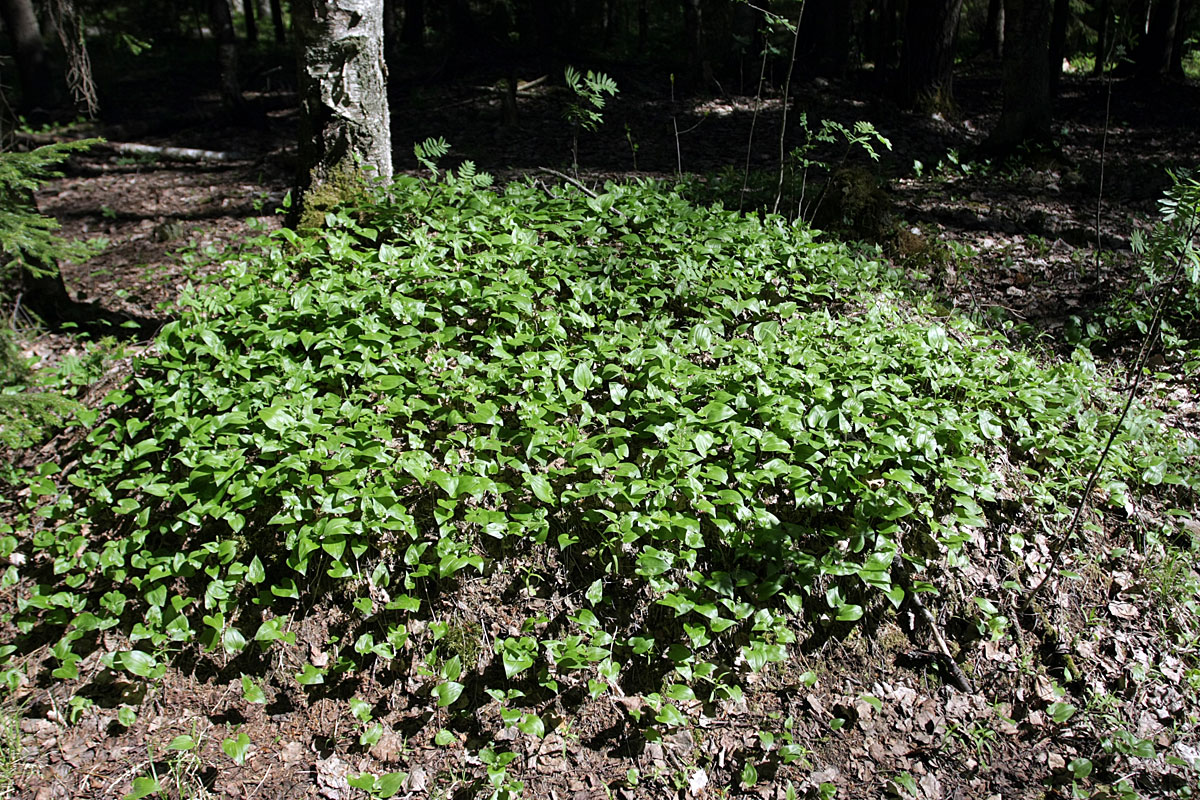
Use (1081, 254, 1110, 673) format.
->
(773, 1, 806, 216)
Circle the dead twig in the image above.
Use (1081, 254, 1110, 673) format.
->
(909, 592, 975, 693)
(536, 167, 628, 218)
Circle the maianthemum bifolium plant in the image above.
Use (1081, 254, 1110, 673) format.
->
(1, 154, 1195, 796)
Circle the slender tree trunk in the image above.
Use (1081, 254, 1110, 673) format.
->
(987, 0, 1053, 151)
(732, 0, 765, 91)
(294, 0, 392, 224)
(1049, 0, 1070, 93)
(208, 0, 246, 115)
(602, 0, 619, 48)
(1169, 0, 1192, 75)
(0, 0, 55, 113)
(866, 0, 902, 73)
(983, 0, 1005, 58)
(1092, 0, 1111, 74)
(1137, 0, 1181, 79)
(243, 0, 259, 42)
(899, 0, 965, 108)
(270, 0, 285, 43)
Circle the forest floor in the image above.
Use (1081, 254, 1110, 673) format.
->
(5, 61, 1200, 800)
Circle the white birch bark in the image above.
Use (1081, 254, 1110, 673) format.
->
(295, 0, 393, 192)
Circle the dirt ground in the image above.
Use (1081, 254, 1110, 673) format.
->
(6, 63, 1200, 800)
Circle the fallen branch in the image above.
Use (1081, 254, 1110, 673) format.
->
(101, 141, 248, 162)
(10, 131, 246, 162)
(894, 557, 975, 693)
(908, 590, 975, 693)
(470, 75, 549, 94)
(536, 167, 628, 218)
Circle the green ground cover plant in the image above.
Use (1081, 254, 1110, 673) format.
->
(1107, 169, 1200, 368)
(2, 155, 1195, 796)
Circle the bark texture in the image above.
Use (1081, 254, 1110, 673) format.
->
(294, 0, 393, 216)
(0, 0, 54, 112)
(986, 0, 1053, 151)
(898, 0, 965, 108)
(208, 0, 246, 115)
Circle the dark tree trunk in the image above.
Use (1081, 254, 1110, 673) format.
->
(208, 0, 246, 115)
(987, 0, 1053, 151)
(638, 0, 648, 54)
(270, 0, 286, 43)
(801, 0, 852, 77)
(1169, 0, 1192, 75)
(602, 0, 619, 48)
(401, 0, 423, 46)
(1137, 0, 1181, 79)
(243, 0, 259, 42)
(898, 0, 965, 108)
(1092, 0, 1111, 74)
(983, 0, 1005, 58)
(865, 0, 902, 72)
(0, 0, 55, 114)
(682, 0, 704, 81)
(1048, 0, 1070, 93)
(294, 0, 392, 225)
(731, 0, 766, 92)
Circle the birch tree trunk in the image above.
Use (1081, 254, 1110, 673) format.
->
(293, 0, 392, 223)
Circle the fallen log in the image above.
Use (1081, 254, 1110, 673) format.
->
(100, 141, 248, 162)
(11, 132, 247, 163)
